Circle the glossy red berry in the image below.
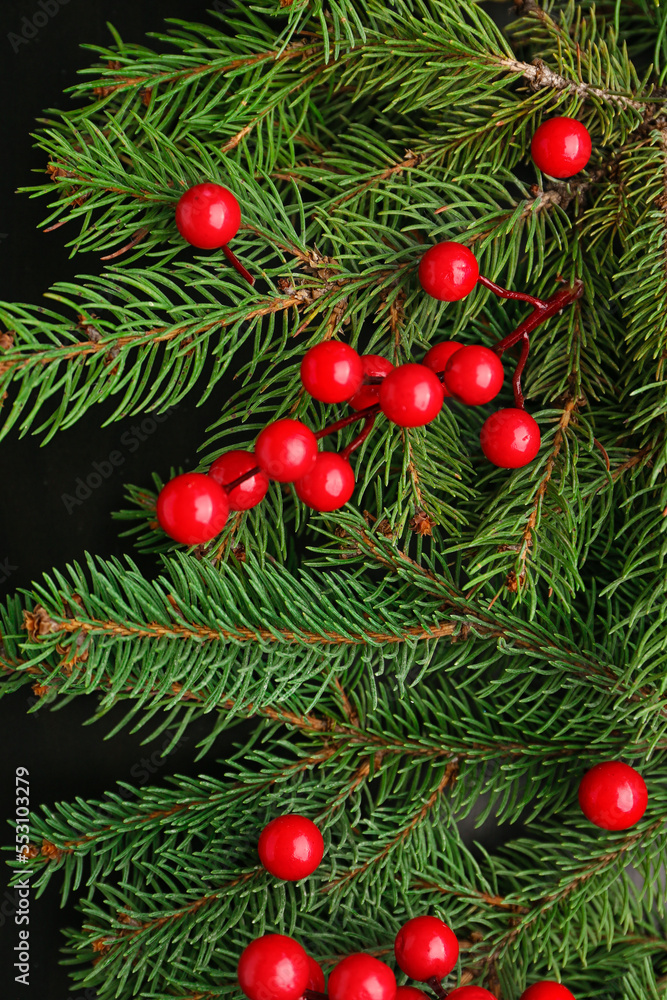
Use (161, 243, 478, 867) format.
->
(258, 814, 324, 880)
(379, 363, 444, 427)
(394, 916, 459, 982)
(480, 409, 541, 468)
(208, 449, 269, 510)
(175, 182, 241, 249)
(422, 341, 463, 397)
(395, 989, 429, 1000)
(446, 988, 496, 1000)
(348, 355, 395, 411)
(578, 761, 648, 830)
(156, 472, 229, 545)
(238, 934, 309, 1000)
(294, 452, 355, 512)
(301, 342, 364, 403)
(328, 953, 397, 1000)
(520, 983, 576, 1000)
(304, 956, 326, 994)
(255, 419, 318, 482)
(418, 242, 479, 301)
(443, 345, 504, 406)
(531, 117, 592, 179)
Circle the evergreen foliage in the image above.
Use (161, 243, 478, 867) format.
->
(3, 1, 667, 997)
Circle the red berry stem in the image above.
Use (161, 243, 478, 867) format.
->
(340, 414, 376, 460)
(425, 977, 448, 999)
(222, 465, 262, 493)
(314, 403, 381, 440)
(478, 274, 548, 310)
(221, 243, 255, 286)
(493, 279, 584, 356)
(487, 277, 583, 409)
(511, 333, 531, 410)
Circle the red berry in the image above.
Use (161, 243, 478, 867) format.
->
(418, 242, 479, 301)
(238, 934, 309, 1000)
(480, 409, 541, 468)
(446, 989, 496, 1000)
(379, 363, 444, 427)
(301, 342, 364, 403)
(348, 355, 395, 411)
(520, 983, 576, 1000)
(531, 117, 592, 179)
(208, 449, 269, 510)
(258, 814, 324, 880)
(578, 761, 648, 830)
(443, 345, 504, 406)
(394, 916, 459, 982)
(294, 452, 355, 512)
(255, 419, 318, 482)
(422, 341, 463, 397)
(156, 472, 229, 545)
(304, 956, 326, 994)
(328, 954, 397, 1000)
(395, 989, 429, 1000)
(175, 182, 241, 249)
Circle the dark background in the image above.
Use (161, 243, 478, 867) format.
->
(0, 2, 516, 998)
(0, 2, 242, 997)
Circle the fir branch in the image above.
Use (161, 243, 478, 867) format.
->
(343, 524, 667, 721)
(483, 819, 667, 965)
(329, 149, 425, 210)
(90, 871, 261, 948)
(24, 746, 340, 870)
(415, 878, 529, 914)
(89, 43, 318, 99)
(508, 395, 581, 597)
(325, 760, 459, 892)
(496, 55, 647, 111)
(23, 601, 456, 646)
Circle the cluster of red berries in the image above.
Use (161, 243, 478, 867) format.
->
(154, 332, 536, 544)
(237, 920, 578, 1000)
(303, 336, 542, 462)
(155, 308, 553, 545)
(158, 117, 593, 545)
(156, 409, 361, 545)
(245, 757, 645, 1000)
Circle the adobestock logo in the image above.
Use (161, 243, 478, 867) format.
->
(60, 404, 179, 515)
(8, 0, 71, 54)
(0, 558, 18, 586)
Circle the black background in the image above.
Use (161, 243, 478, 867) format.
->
(0, 2, 243, 997)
